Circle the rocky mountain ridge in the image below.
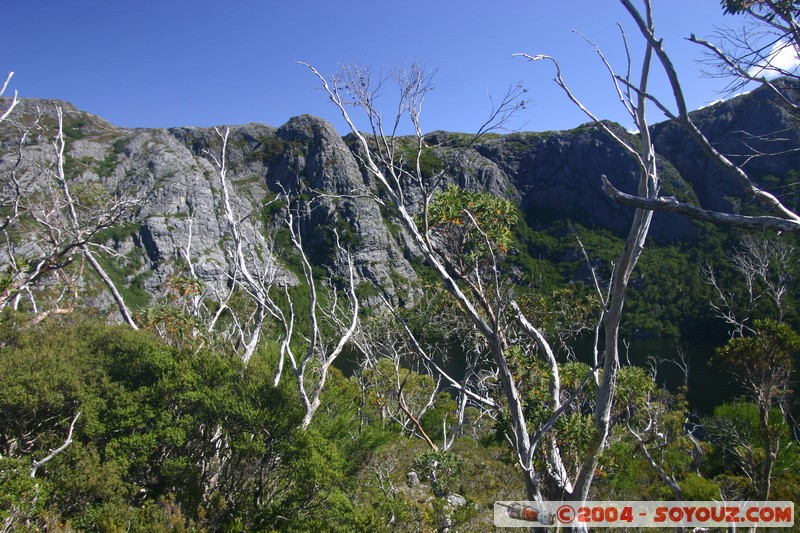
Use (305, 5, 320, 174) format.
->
(1, 80, 798, 313)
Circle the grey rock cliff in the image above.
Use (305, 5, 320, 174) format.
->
(2, 79, 799, 313)
(424, 125, 697, 242)
(267, 115, 418, 302)
(651, 79, 800, 216)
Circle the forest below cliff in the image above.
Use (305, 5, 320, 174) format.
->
(3, 4, 800, 528)
(0, 83, 797, 530)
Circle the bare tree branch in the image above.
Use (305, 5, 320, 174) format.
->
(30, 411, 80, 479)
(601, 174, 800, 234)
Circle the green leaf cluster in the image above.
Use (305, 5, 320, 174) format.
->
(426, 185, 518, 258)
(0, 315, 378, 531)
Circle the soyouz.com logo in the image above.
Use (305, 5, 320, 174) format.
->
(494, 501, 795, 528)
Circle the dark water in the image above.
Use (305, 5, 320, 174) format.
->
(335, 336, 737, 415)
(569, 336, 735, 415)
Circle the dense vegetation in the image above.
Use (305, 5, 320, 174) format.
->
(2, 118, 799, 530)
(4, 0, 800, 526)
(2, 114, 799, 531)
(1, 272, 798, 531)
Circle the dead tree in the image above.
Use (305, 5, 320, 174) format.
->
(174, 127, 360, 428)
(704, 233, 795, 337)
(276, 200, 360, 429)
(353, 307, 498, 451)
(696, 0, 800, 107)
(301, 61, 610, 504)
(0, 97, 140, 327)
(1, 411, 81, 533)
(596, 0, 800, 235)
(527, 0, 800, 504)
(515, 0, 663, 503)
(204, 127, 274, 364)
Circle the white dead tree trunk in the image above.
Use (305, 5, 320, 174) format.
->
(360, 293, 501, 448)
(198, 128, 361, 427)
(301, 61, 583, 501)
(276, 201, 360, 429)
(51, 108, 139, 329)
(206, 127, 273, 364)
(0, 72, 18, 124)
(519, 0, 658, 502)
(170, 206, 240, 352)
(598, 0, 800, 235)
(1, 409, 81, 533)
(704, 233, 795, 337)
(354, 310, 485, 451)
(29, 411, 81, 479)
(520, 0, 798, 503)
(0, 100, 140, 326)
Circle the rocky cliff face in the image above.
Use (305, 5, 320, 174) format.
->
(1, 80, 798, 311)
(652, 78, 800, 216)
(426, 124, 697, 241)
(0, 102, 419, 309)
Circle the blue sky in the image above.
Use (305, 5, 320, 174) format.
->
(3, 1, 746, 135)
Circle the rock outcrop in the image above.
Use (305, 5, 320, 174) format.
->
(2, 78, 799, 312)
(652, 78, 800, 216)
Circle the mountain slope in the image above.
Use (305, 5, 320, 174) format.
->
(1, 80, 798, 322)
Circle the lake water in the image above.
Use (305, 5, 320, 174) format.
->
(335, 336, 741, 415)
(569, 336, 735, 415)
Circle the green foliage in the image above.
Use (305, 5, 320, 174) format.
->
(0, 307, 797, 529)
(596, 441, 658, 499)
(708, 402, 769, 445)
(397, 140, 443, 179)
(507, 211, 566, 290)
(420, 393, 458, 443)
(0, 457, 44, 529)
(73, 181, 113, 209)
(94, 221, 140, 244)
(320, 213, 362, 263)
(340, 434, 516, 532)
(0, 316, 373, 531)
(625, 244, 713, 336)
(712, 319, 798, 402)
(363, 359, 436, 414)
(93, 247, 151, 311)
(505, 346, 552, 418)
(705, 401, 800, 499)
(721, 0, 750, 14)
(411, 450, 462, 497)
(95, 148, 120, 177)
(679, 472, 721, 500)
(559, 361, 597, 412)
(426, 185, 517, 257)
(616, 366, 656, 410)
(721, 0, 800, 17)
(560, 361, 594, 391)
(509, 218, 736, 337)
(62, 118, 87, 139)
(553, 412, 596, 468)
(515, 287, 600, 343)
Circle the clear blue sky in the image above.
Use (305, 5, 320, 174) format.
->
(3, 1, 743, 135)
